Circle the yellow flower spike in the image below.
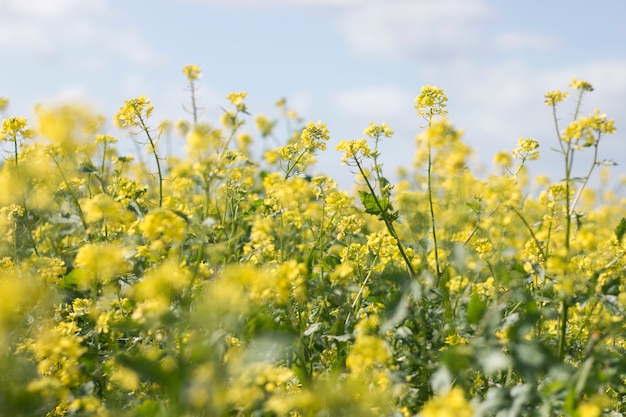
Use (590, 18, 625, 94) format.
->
(226, 91, 247, 106)
(226, 91, 248, 113)
(414, 85, 448, 120)
(1, 116, 32, 142)
(255, 113, 276, 137)
(183, 64, 202, 81)
(336, 139, 371, 165)
(493, 151, 513, 168)
(363, 122, 394, 139)
(570, 78, 594, 92)
(544, 89, 569, 106)
(512, 138, 540, 161)
(115, 95, 153, 129)
(0, 97, 9, 112)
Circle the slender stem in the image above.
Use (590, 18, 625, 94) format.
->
(426, 118, 442, 281)
(510, 205, 547, 262)
(283, 149, 307, 180)
(551, 105, 565, 154)
(189, 80, 198, 126)
(569, 139, 600, 216)
(558, 299, 569, 359)
(135, 112, 163, 207)
(563, 89, 587, 249)
(354, 159, 415, 278)
(100, 141, 108, 193)
(51, 155, 88, 231)
(220, 111, 240, 155)
(12, 135, 19, 169)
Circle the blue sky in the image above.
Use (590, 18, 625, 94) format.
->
(1, 0, 625, 189)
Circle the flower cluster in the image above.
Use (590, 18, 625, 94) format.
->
(414, 84, 448, 120)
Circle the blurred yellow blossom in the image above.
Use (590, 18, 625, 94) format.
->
(419, 387, 474, 417)
(544, 89, 569, 106)
(0, 97, 9, 112)
(570, 78, 594, 92)
(512, 138, 540, 161)
(74, 243, 130, 288)
(183, 64, 202, 81)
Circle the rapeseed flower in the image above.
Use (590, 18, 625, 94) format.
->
(419, 387, 474, 417)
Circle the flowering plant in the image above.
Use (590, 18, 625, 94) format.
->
(0, 71, 623, 417)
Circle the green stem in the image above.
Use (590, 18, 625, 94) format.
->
(427, 117, 442, 281)
(51, 155, 89, 231)
(354, 159, 415, 278)
(558, 299, 569, 359)
(189, 79, 198, 126)
(100, 141, 108, 193)
(135, 113, 163, 207)
(569, 139, 600, 216)
(510, 205, 547, 262)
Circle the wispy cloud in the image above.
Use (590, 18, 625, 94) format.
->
(0, 0, 159, 65)
(495, 32, 560, 52)
(332, 85, 413, 121)
(337, 0, 493, 60)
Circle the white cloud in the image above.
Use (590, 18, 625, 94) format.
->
(337, 0, 494, 60)
(33, 85, 91, 108)
(495, 32, 560, 51)
(1, 0, 107, 20)
(332, 85, 413, 121)
(186, 0, 364, 8)
(0, 0, 159, 65)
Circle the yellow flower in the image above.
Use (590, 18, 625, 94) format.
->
(226, 91, 247, 106)
(1, 116, 32, 142)
(569, 78, 593, 92)
(37, 104, 102, 146)
(512, 138, 540, 161)
(108, 366, 140, 392)
(183, 64, 202, 81)
(419, 387, 474, 417)
(94, 134, 118, 145)
(363, 122, 394, 139)
(577, 402, 601, 417)
(415, 85, 448, 119)
(255, 113, 276, 137)
(0, 97, 9, 112)
(138, 208, 187, 244)
(544, 89, 569, 106)
(493, 151, 512, 168)
(133, 257, 190, 302)
(82, 193, 126, 224)
(473, 237, 493, 255)
(115, 96, 153, 128)
(346, 334, 391, 374)
(336, 139, 371, 165)
(226, 91, 248, 112)
(301, 120, 330, 151)
(74, 243, 130, 288)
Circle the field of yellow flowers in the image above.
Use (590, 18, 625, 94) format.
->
(0, 67, 624, 417)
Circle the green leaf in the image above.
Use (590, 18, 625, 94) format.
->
(614, 217, 626, 243)
(358, 190, 383, 216)
(291, 362, 311, 388)
(466, 291, 485, 324)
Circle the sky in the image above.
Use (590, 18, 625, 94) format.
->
(1, 0, 625, 190)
